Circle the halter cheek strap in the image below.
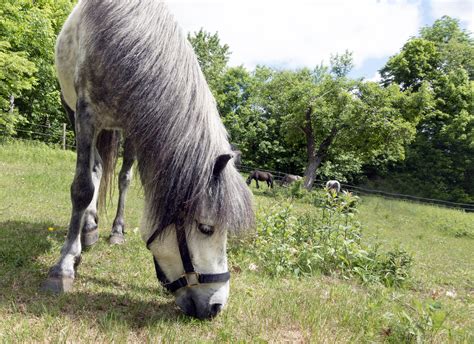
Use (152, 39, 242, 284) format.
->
(148, 222, 230, 293)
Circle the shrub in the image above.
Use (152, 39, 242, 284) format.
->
(231, 190, 413, 287)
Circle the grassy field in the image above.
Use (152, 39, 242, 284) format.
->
(0, 141, 473, 343)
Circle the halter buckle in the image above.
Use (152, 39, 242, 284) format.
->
(184, 272, 200, 287)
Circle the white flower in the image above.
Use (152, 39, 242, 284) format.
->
(446, 290, 457, 298)
(248, 263, 258, 271)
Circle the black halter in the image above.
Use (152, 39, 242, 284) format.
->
(146, 221, 230, 293)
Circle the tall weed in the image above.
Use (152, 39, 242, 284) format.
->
(231, 188, 413, 287)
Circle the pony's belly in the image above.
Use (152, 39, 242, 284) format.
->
(93, 109, 125, 131)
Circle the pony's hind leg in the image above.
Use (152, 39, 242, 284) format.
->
(42, 99, 98, 293)
(109, 138, 135, 245)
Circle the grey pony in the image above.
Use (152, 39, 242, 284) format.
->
(45, 0, 254, 320)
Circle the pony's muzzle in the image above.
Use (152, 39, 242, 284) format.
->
(175, 286, 226, 319)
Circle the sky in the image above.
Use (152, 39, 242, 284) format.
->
(167, 0, 474, 80)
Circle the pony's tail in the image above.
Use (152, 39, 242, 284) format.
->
(97, 130, 120, 212)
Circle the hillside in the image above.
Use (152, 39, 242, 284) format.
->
(0, 141, 472, 343)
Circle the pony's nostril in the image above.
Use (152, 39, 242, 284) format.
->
(209, 303, 222, 318)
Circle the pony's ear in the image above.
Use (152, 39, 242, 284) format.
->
(213, 153, 233, 177)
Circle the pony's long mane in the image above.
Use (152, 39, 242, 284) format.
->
(78, 0, 253, 237)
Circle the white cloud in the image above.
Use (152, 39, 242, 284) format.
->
(367, 71, 382, 82)
(430, 0, 474, 33)
(167, 0, 422, 69)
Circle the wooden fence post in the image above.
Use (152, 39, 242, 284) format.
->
(62, 123, 67, 150)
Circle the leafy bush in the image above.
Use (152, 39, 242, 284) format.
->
(231, 189, 413, 287)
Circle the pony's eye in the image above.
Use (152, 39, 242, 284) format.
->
(198, 223, 215, 236)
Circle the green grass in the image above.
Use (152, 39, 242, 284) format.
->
(0, 141, 473, 343)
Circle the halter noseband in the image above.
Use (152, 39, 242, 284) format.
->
(146, 221, 230, 293)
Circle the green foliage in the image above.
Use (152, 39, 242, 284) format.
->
(288, 180, 305, 199)
(188, 41, 419, 178)
(379, 16, 474, 203)
(0, 0, 74, 141)
(330, 50, 354, 78)
(188, 29, 230, 96)
(420, 16, 474, 79)
(232, 190, 413, 287)
(381, 38, 440, 90)
(0, 41, 37, 134)
(386, 300, 448, 343)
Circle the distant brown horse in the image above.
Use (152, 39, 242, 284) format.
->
(246, 171, 274, 189)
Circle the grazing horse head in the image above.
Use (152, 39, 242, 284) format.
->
(144, 154, 252, 319)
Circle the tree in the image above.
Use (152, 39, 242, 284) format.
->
(0, 0, 74, 141)
(420, 16, 474, 79)
(380, 17, 474, 202)
(0, 41, 37, 135)
(187, 29, 231, 96)
(251, 52, 420, 189)
(380, 39, 440, 91)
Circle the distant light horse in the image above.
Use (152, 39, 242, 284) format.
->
(45, 0, 254, 320)
(246, 170, 274, 189)
(326, 180, 341, 194)
(279, 174, 303, 187)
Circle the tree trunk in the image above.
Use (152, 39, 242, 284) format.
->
(301, 106, 317, 189)
(303, 154, 323, 189)
(303, 123, 340, 190)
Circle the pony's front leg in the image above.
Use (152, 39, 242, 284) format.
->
(43, 99, 97, 293)
(255, 179, 259, 189)
(61, 93, 101, 248)
(81, 154, 102, 247)
(110, 138, 135, 245)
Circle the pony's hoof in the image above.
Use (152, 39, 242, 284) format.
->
(41, 276, 74, 293)
(81, 228, 99, 247)
(109, 234, 125, 245)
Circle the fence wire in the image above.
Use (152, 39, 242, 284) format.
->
(0, 123, 76, 150)
(2, 126, 473, 212)
(237, 164, 474, 212)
